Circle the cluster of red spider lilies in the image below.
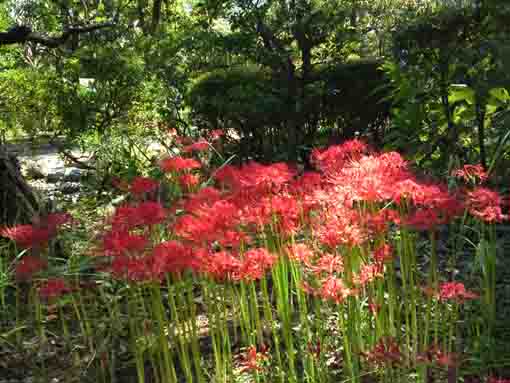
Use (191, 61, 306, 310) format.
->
(1, 137, 507, 383)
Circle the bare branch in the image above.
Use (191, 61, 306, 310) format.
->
(0, 22, 115, 48)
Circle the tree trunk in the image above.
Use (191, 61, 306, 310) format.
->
(0, 145, 41, 226)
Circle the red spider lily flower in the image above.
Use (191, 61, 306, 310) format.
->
(466, 187, 506, 223)
(110, 202, 167, 229)
(307, 340, 322, 359)
(178, 173, 200, 190)
(39, 278, 71, 299)
(16, 256, 48, 281)
(311, 139, 370, 173)
(217, 230, 252, 250)
(200, 249, 241, 281)
(102, 230, 148, 256)
(181, 186, 222, 212)
(183, 139, 210, 153)
(0, 225, 54, 249)
(354, 263, 384, 286)
(361, 337, 402, 366)
(129, 176, 159, 196)
(151, 240, 197, 277)
(40, 212, 74, 229)
(235, 248, 277, 281)
(135, 201, 168, 226)
(319, 276, 356, 304)
(439, 282, 478, 302)
(240, 345, 270, 373)
(368, 299, 381, 315)
(452, 164, 488, 184)
(404, 208, 444, 231)
(209, 129, 224, 141)
(110, 256, 154, 282)
(159, 156, 201, 173)
(488, 377, 510, 383)
(174, 135, 193, 145)
(286, 243, 314, 266)
(373, 243, 393, 263)
(310, 253, 344, 275)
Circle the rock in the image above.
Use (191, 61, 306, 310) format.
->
(46, 167, 83, 183)
(59, 182, 81, 195)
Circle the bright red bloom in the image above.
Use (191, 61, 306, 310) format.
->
(466, 187, 505, 223)
(102, 230, 147, 256)
(354, 263, 384, 286)
(110, 202, 167, 229)
(39, 278, 71, 299)
(0, 225, 54, 248)
(452, 164, 488, 184)
(373, 243, 393, 263)
(151, 240, 197, 277)
(178, 173, 200, 190)
(488, 377, 510, 383)
(129, 176, 159, 196)
(286, 243, 314, 266)
(235, 248, 277, 281)
(311, 139, 370, 174)
(439, 282, 478, 302)
(209, 129, 224, 141)
(362, 337, 402, 366)
(159, 156, 201, 173)
(200, 249, 241, 281)
(240, 345, 270, 373)
(110, 256, 154, 282)
(183, 139, 210, 152)
(319, 276, 355, 303)
(16, 256, 47, 281)
(404, 208, 443, 231)
(310, 253, 344, 275)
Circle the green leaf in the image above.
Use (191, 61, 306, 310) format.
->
(449, 84, 475, 105)
(489, 87, 510, 103)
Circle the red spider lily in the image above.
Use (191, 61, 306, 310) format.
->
(39, 212, 74, 228)
(286, 243, 314, 266)
(0, 225, 54, 249)
(404, 208, 444, 231)
(310, 139, 370, 174)
(151, 240, 197, 277)
(182, 139, 210, 153)
(178, 173, 200, 190)
(310, 253, 344, 275)
(466, 187, 506, 223)
(316, 211, 367, 248)
(488, 377, 510, 383)
(373, 243, 393, 263)
(180, 186, 222, 212)
(307, 340, 322, 359)
(361, 337, 402, 366)
(16, 256, 48, 281)
(129, 176, 159, 196)
(209, 129, 224, 141)
(318, 276, 356, 304)
(39, 278, 71, 299)
(417, 345, 459, 367)
(110, 202, 167, 229)
(110, 256, 155, 282)
(235, 248, 277, 281)
(452, 164, 488, 184)
(200, 249, 241, 281)
(439, 282, 478, 302)
(368, 299, 382, 315)
(102, 230, 148, 256)
(240, 344, 270, 373)
(159, 156, 201, 173)
(217, 230, 252, 250)
(353, 263, 384, 286)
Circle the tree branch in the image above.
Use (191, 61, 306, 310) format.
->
(0, 22, 115, 48)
